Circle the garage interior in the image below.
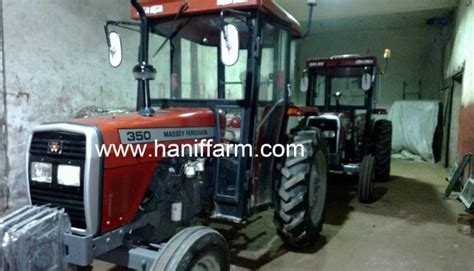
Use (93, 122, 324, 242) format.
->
(0, 0, 473, 270)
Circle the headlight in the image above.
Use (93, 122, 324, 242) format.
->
(31, 162, 52, 183)
(57, 165, 81, 187)
(322, 130, 336, 138)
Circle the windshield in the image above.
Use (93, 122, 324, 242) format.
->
(149, 14, 251, 101)
(313, 67, 375, 108)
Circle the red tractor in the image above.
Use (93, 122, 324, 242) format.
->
(301, 55, 393, 203)
(18, 0, 329, 270)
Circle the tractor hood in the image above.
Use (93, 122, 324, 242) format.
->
(73, 107, 215, 130)
(72, 107, 216, 155)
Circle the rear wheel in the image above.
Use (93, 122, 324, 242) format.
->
(359, 155, 375, 203)
(151, 226, 230, 271)
(373, 120, 392, 181)
(274, 128, 328, 247)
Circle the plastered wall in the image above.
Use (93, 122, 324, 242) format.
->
(446, 0, 474, 164)
(0, 0, 6, 211)
(2, 0, 138, 208)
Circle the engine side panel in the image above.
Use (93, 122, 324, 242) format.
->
(101, 163, 156, 232)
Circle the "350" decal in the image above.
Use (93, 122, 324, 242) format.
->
(125, 131, 152, 142)
(118, 127, 215, 144)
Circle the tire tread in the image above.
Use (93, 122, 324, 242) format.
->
(274, 128, 328, 247)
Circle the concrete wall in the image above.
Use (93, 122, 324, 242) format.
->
(2, 0, 138, 208)
(447, 81, 462, 166)
(0, 0, 7, 211)
(295, 26, 445, 109)
(446, 0, 474, 165)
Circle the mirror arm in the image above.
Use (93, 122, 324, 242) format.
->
(299, 1, 317, 39)
(104, 20, 141, 47)
(380, 59, 389, 75)
(220, 9, 252, 24)
(220, 10, 227, 42)
(104, 23, 111, 48)
(220, 9, 252, 42)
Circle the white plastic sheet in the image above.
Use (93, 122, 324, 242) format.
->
(0, 205, 71, 271)
(389, 101, 439, 163)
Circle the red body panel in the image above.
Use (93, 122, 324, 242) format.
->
(131, 0, 301, 36)
(73, 108, 215, 232)
(287, 105, 319, 117)
(306, 56, 378, 69)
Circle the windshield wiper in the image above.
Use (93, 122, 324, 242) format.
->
(153, 19, 191, 57)
(152, 0, 189, 57)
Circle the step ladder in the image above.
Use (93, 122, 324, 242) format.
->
(444, 153, 472, 199)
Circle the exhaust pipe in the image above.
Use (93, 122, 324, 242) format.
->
(131, 0, 156, 117)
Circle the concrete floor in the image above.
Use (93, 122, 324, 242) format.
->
(94, 160, 473, 270)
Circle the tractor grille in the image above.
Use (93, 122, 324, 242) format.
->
(29, 187, 86, 229)
(308, 118, 338, 153)
(30, 131, 86, 159)
(29, 131, 87, 229)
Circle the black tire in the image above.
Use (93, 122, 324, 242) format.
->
(151, 226, 230, 271)
(274, 128, 328, 247)
(359, 155, 375, 203)
(373, 120, 392, 181)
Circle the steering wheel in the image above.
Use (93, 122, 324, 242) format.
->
(333, 91, 343, 111)
(334, 91, 343, 99)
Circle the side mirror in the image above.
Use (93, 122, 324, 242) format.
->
(220, 24, 239, 66)
(108, 32, 122, 68)
(300, 71, 309, 92)
(361, 73, 372, 91)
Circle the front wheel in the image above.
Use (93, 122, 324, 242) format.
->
(274, 128, 328, 247)
(373, 120, 392, 181)
(151, 226, 230, 271)
(359, 155, 375, 203)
